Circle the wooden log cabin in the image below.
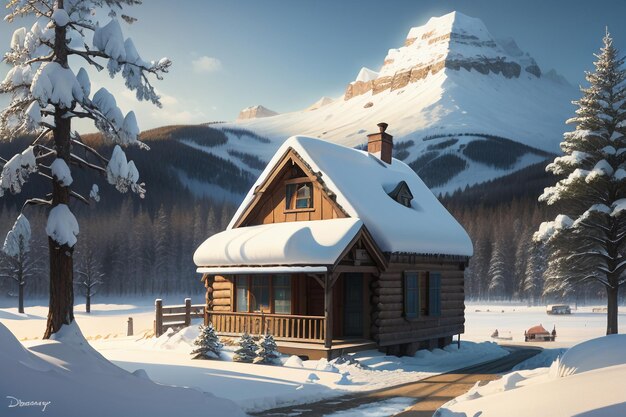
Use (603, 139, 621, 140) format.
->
(193, 123, 473, 359)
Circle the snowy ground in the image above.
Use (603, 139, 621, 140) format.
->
(464, 302, 626, 348)
(2, 298, 625, 415)
(436, 335, 626, 417)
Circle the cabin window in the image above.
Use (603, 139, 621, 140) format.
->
(273, 275, 292, 314)
(234, 275, 292, 314)
(236, 276, 249, 312)
(286, 182, 313, 210)
(404, 272, 418, 318)
(428, 272, 442, 316)
(404, 271, 441, 318)
(250, 275, 270, 312)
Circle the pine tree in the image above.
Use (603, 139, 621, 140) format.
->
(191, 324, 223, 360)
(253, 332, 280, 365)
(232, 332, 257, 363)
(0, 1, 170, 338)
(535, 30, 626, 334)
(523, 242, 546, 305)
(487, 240, 507, 299)
(0, 214, 39, 313)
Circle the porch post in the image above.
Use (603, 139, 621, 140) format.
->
(324, 272, 334, 349)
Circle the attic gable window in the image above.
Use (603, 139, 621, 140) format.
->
(285, 180, 314, 210)
(387, 181, 414, 208)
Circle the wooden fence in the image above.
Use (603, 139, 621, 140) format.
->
(207, 311, 326, 343)
(154, 298, 205, 337)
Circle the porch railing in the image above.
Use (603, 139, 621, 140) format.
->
(207, 311, 326, 343)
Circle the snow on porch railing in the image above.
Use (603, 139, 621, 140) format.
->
(154, 298, 205, 337)
(207, 311, 326, 343)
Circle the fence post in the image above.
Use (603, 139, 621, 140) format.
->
(260, 311, 265, 335)
(185, 298, 191, 327)
(155, 299, 163, 337)
(127, 317, 133, 336)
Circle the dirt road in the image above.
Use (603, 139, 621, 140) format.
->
(253, 346, 541, 417)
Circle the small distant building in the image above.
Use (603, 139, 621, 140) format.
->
(546, 304, 571, 315)
(193, 123, 473, 359)
(525, 324, 556, 342)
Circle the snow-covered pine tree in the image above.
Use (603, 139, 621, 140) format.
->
(487, 236, 513, 300)
(522, 241, 546, 305)
(0, 1, 170, 338)
(191, 323, 223, 360)
(0, 214, 38, 313)
(253, 332, 279, 365)
(534, 30, 626, 335)
(75, 241, 104, 313)
(232, 332, 257, 363)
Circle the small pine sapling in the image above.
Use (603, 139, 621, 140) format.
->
(253, 332, 280, 365)
(191, 323, 223, 360)
(232, 331, 257, 363)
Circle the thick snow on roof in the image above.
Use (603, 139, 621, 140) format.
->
(228, 136, 473, 256)
(194, 218, 362, 267)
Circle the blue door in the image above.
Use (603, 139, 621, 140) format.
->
(343, 273, 363, 337)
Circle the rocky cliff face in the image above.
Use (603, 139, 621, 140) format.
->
(237, 105, 278, 120)
(345, 11, 542, 100)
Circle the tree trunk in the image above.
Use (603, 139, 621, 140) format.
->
(44, 239, 75, 338)
(18, 281, 24, 314)
(606, 285, 618, 335)
(44, 1, 75, 339)
(86, 291, 91, 314)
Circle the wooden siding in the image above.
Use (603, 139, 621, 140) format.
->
(370, 261, 465, 347)
(240, 154, 346, 227)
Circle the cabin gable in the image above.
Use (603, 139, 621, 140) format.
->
(234, 148, 348, 228)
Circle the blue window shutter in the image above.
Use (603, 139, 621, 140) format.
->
(429, 272, 441, 316)
(404, 273, 418, 318)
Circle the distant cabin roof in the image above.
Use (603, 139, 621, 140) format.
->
(227, 136, 473, 257)
(193, 218, 362, 267)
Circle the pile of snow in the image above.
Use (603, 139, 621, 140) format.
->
(557, 334, 626, 377)
(194, 218, 363, 267)
(31, 62, 84, 108)
(45, 204, 79, 247)
(50, 158, 73, 186)
(437, 335, 626, 417)
(0, 146, 37, 196)
(0, 322, 245, 417)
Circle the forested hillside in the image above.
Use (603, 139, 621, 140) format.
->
(0, 126, 612, 303)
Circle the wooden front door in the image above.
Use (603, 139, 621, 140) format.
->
(343, 273, 363, 337)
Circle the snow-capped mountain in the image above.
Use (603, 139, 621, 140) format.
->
(237, 105, 278, 120)
(176, 12, 577, 198)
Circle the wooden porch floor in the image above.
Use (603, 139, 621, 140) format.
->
(276, 338, 377, 360)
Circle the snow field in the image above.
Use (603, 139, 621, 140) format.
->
(436, 335, 626, 417)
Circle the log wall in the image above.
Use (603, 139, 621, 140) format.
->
(370, 260, 465, 351)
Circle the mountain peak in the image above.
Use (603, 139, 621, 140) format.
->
(237, 105, 278, 120)
(345, 11, 545, 100)
(407, 11, 491, 43)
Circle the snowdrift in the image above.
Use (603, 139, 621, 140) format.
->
(557, 334, 626, 377)
(0, 322, 245, 417)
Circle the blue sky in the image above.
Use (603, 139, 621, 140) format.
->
(1, 0, 626, 131)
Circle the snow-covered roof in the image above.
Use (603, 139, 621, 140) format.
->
(226, 136, 473, 257)
(194, 218, 363, 267)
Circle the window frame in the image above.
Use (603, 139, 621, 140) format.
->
(403, 271, 442, 320)
(285, 178, 315, 212)
(234, 274, 293, 315)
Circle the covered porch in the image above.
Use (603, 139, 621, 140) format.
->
(201, 268, 379, 359)
(194, 218, 387, 359)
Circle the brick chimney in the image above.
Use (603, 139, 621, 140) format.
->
(367, 122, 393, 164)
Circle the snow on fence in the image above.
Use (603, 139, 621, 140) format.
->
(154, 298, 205, 337)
